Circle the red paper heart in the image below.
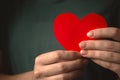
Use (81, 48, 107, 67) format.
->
(54, 12, 107, 51)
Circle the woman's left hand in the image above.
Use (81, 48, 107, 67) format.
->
(79, 27, 120, 77)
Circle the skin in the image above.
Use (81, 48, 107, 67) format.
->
(0, 71, 34, 80)
(1, 27, 120, 80)
(79, 27, 120, 78)
(0, 50, 88, 80)
(34, 50, 88, 80)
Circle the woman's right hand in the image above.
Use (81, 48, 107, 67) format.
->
(34, 50, 88, 80)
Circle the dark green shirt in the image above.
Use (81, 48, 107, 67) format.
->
(1, 0, 120, 80)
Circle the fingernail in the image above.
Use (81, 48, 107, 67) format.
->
(80, 50, 87, 56)
(79, 42, 86, 49)
(87, 31, 94, 38)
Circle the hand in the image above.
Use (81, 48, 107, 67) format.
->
(79, 27, 120, 77)
(34, 50, 88, 80)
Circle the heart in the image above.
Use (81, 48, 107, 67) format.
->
(54, 12, 107, 51)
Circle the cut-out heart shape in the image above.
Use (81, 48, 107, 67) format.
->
(54, 12, 107, 51)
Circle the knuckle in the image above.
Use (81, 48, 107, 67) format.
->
(113, 66, 120, 73)
(91, 41, 97, 48)
(104, 41, 115, 50)
(112, 28, 118, 36)
(108, 64, 120, 75)
(106, 63, 113, 69)
(76, 59, 82, 63)
(59, 63, 67, 72)
(35, 56, 40, 64)
(97, 29, 103, 36)
(72, 59, 81, 67)
(55, 50, 65, 60)
(70, 51, 80, 58)
(34, 66, 43, 79)
(108, 52, 115, 60)
(34, 71, 42, 79)
(35, 55, 43, 65)
(34, 68, 44, 79)
(94, 51, 100, 58)
(95, 41, 102, 48)
(111, 28, 120, 40)
(103, 52, 114, 60)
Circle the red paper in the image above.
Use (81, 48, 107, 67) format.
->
(54, 12, 107, 51)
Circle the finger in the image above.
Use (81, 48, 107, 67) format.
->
(37, 59, 88, 77)
(80, 50, 120, 64)
(41, 70, 83, 80)
(35, 50, 82, 65)
(79, 40, 120, 53)
(87, 27, 120, 41)
(92, 59, 120, 75)
(36, 50, 81, 65)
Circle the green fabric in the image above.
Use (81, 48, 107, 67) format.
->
(3, 0, 120, 79)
